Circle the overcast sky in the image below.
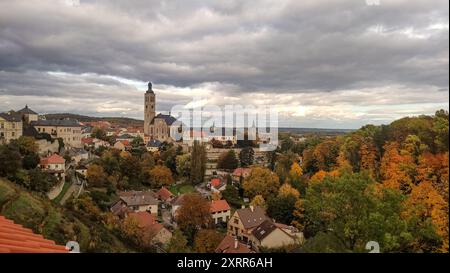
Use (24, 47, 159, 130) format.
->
(0, 0, 448, 128)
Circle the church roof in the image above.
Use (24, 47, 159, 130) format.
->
(17, 105, 38, 115)
(153, 113, 176, 125)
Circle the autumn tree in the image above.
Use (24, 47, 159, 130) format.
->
(175, 193, 213, 241)
(87, 164, 108, 187)
(275, 151, 297, 183)
(250, 195, 267, 209)
(0, 143, 21, 177)
(176, 153, 191, 179)
(242, 167, 280, 200)
(193, 229, 223, 253)
(404, 181, 448, 252)
(146, 165, 174, 188)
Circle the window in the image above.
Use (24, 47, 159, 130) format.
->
(234, 218, 239, 225)
(11, 132, 15, 137)
(0, 123, 3, 129)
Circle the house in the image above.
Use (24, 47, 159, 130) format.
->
(215, 235, 254, 253)
(170, 194, 186, 218)
(16, 105, 38, 124)
(209, 178, 227, 193)
(39, 153, 66, 181)
(232, 168, 252, 183)
(75, 165, 87, 177)
(0, 111, 23, 144)
(127, 212, 172, 246)
(0, 215, 69, 253)
(250, 220, 303, 251)
(32, 119, 82, 148)
(210, 199, 231, 225)
(111, 191, 159, 216)
(146, 139, 162, 152)
(113, 140, 131, 151)
(82, 137, 110, 149)
(70, 149, 89, 164)
(156, 187, 174, 203)
(227, 205, 268, 244)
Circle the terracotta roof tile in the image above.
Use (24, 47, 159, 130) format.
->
(210, 200, 231, 213)
(40, 153, 65, 165)
(0, 215, 69, 253)
(215, 235, 253, 253)
(157, 187, 174, 201)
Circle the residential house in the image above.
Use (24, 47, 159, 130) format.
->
(146, 139, 162, 152)
(113, 140, 131, 151)
(170, 194, 186, 218)
(32, 119, 82, 148)
(232, 168, 251, 184)
(209, 178, 227, 193)
(39, 153, 66, 181)
(250, 220, 303, 251)
(227, 205, 268, 244)
(156, 187, 174, 203)
(127, 212, 172, 246)
(0, 111, 23, 144)
(215, 235, 254, 253)
(210, 199, 231, 225)
(111, 191, 159, 217)
(82, 137, 110, 149)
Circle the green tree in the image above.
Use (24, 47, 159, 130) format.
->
(222, 184, 241, 207)
(217, 150, 239, 171)
(239, 147, 254, 167)
(166, 229, 190, 253)
(91, 127, 107, 140)
(176, 153, 191, 178)
(0, 144, 22, 177)
(190, 141, 206, 185)
(27, 168, 58, 193)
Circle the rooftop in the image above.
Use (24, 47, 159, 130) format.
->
(17, 105, 38, 115)
(215, 235, 253, 254)
(119, 191, 158, 206)
(40, 154, 65, 165)
(0, 111, 22, 122)
(236, 206, 268, 230)
(31, 119, 81, 127)
(0, 215, 68, 253)
(210, 199, 231, 213)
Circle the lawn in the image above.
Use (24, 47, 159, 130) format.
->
(52, 181, 71, 204)
(169, 183, 195, 195)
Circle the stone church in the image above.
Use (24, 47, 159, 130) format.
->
(144, 82, 176, 142)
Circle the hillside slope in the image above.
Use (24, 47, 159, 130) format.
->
(0, 178, 135, 253)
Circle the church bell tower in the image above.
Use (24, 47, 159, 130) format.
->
(144, 82, 155, 135)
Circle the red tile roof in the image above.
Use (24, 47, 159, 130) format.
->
(157, 187, 174, 201)
(210, 199, 231, 213)
(233, 168, 251, 176)
(0, 215, 69, 253)
(215, 235, 253, 253)
(81, 137, 94, 144)
(40, 154, 65, 165)
(210, 178, 221, 187)
(128, 212, 163, 233)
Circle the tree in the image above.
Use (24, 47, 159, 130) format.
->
(175, 193, 213, 241)
(176, 154, 191, 178)
(404, 181, 448, 252)
(121, 215, 155, 251)
(239, 147, 254, 167)
(166, 229, 190, 253)
(0, 144, 22, 177)
(287, 162, 307, 194)
(190, 141, 206, 185)
(193, 229, 223, 253)
(91, 127, 107, 140)
(146, 165, 174, 188)
(27, 168, 58, 193)
(242, 167, 280, 200)
(222, 185, 241, 207)
(302, 173, 439, 252)
(267, 194, 298, 225)
(15, 136, 39, 155)
(217, 150, 239, 171)
(278, 183, 300, 199)
(22, 153, 40, 170)
(161, 146, 177, 174)
(274, 151, 297, 183)
(87, 164, 108, 187)
(119, 154, 142, 186)
(250, 195, 266, 210)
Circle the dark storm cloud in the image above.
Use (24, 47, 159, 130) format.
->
(0, 0, 448, 128)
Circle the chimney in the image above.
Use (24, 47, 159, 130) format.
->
(234, 237, 239, 249)
(241, 205, 245, 209)
(250, 205, 254, 212)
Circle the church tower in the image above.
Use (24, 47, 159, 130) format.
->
(144, 82, 155, 135)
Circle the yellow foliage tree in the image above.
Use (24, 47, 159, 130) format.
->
(242, 167, 280, 199)
(250, 195, 267, 209)
(278, 183, 300, 199)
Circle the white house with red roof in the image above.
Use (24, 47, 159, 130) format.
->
(39, 153, 66, 181)
(210, 199, 231, 224)
(209, 178, 227, 193)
